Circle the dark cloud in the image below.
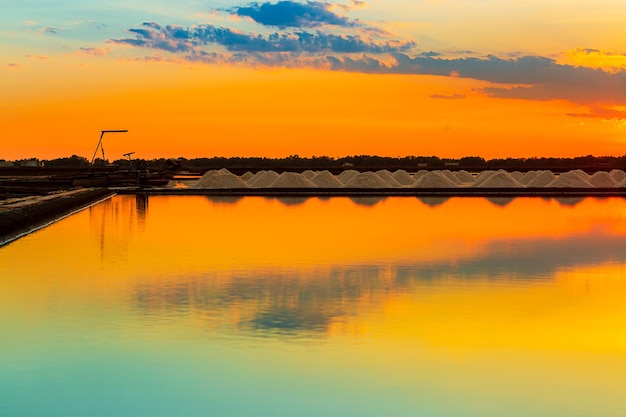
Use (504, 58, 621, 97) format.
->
(38, 26, 60, 35)
(328, 53, 626, 109)
(430, 93, 466, 100)
(110, 22, 415, 54)
(231, 1, 356, 29)
(566, 106, 626, 120)
(77, 47, 111, 56)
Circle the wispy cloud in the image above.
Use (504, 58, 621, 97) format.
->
(110, 22, 415, 54)
(566, 106, 626, 120)
(430, 93, 466, 100)
(37, 26, 61, 35)
(26, 54, 49, 60)
(77, 47, 112, 56)
(3, 63, 22, 70)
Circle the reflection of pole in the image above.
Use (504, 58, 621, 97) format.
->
(90, 130, 128, 164)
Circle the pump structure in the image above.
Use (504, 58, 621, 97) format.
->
(90, 130, 128, 164)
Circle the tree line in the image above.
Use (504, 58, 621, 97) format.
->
(8, 154, 626, 173)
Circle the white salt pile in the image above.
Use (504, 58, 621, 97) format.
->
(454, 170, 475, 183)
(588, 171, 617, 188)
(391, 169, 415, 186)
(376, 170, 402, 187)
(310, 170, 343, 188)
(188, 168, 620, 190)
(547, 171, 594, 188)
(269, 172, 318, 188)
(194, 169, 249, 189)
(441, 170, 463, 185)
(473, 170, 496, 186)
(241, 171, 254, 181)
(411, 171, 457, 188)
(343, 172, 392, 188)
(338, 170, 360, 184)
(609, 169, 626, 182)
(570, 169, 590, 180)
(247, 170, 280, 188)
(472, 171, 525, 188)
(413, 170, 428, 181)
(520, 171, 538, 185)
(526, 170, 556, 188)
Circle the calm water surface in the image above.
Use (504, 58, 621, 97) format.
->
(1, 195, 626, 416)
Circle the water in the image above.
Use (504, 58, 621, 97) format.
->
(1, 195, 626, 416)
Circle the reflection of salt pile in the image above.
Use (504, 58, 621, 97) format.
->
(376, 170, 402, 187)
(418, 196, 450, 207)
(455, 170, 475, 184)
(411, 171, 457, 188)
(547, 171, 594, 188)
(588, 171, 617, 187)
(555, 197, 585, 207)
(472, 170, 525, 188)
(526, 170, 555, 187)
(391, 169, 415, 186)
(349, 196, 386, 206)
(343, 172, 392, 188)
(310, 170, 343, 188)
(248, 170, 279, 187)
(610, 169, 626, 182)
(194, 169, 249, 188)
(269, 172, 318, 188)
(486, 196, 516, 207)
(338, 170, 360, 184)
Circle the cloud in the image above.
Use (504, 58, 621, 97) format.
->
(110, 22, 415, 54)
(328, 53, 626, 106)
(430, 93, 466, 100)
(566, 106, 626, 120)
(26, 54, 49, 60)
(230, 1, 358, 29)
(38, 26, 61, 35)
(77, 47, 112, 56)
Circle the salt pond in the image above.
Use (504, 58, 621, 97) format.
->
(1, 195, 626, 416)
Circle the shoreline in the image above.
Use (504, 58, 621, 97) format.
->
(0, 188, 115, 246)
(114, 186, 626, 198)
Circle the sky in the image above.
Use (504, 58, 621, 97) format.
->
(2, 0, 626, 160)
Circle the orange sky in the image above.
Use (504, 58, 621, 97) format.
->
(2, 1, 626, 160)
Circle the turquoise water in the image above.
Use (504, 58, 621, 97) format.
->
(1, 195, 626, 416)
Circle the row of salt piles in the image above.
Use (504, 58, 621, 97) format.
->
(191, 168, 626, 189)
